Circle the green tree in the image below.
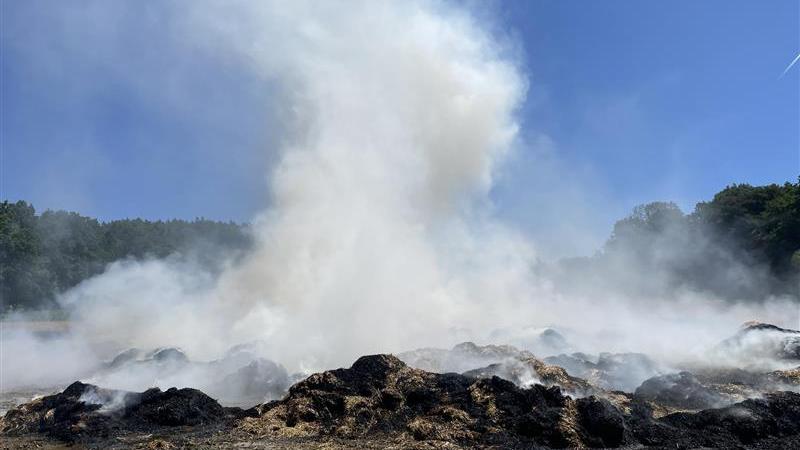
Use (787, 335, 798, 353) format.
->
(1, 201, 252, 311)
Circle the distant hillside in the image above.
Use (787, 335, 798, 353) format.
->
(0, 201, 253, 311)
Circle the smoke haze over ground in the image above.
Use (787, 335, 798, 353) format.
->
(2, 0, 798, 400)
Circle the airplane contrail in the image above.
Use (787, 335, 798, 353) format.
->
(780, 52, 800, 78)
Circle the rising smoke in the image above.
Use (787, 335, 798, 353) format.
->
(61, 0, 538, 370)
(3, 1, 798, 397)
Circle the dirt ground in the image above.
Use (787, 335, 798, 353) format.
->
(1, 431, 458, 450)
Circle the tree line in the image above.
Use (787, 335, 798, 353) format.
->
(1, 201, 252, 311)
(2, 180, 798, 311)
(557, 180, 800, 301)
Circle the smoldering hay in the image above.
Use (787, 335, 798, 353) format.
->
(33, 0, 800, 381)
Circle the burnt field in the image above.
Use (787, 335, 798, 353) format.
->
(3, 322, 800, 449)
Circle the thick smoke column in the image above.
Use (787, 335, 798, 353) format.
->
(60, 0, 537, 370)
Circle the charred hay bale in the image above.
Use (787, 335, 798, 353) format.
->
(0, 382, 120, 441)
(1, 381, 231, 444)
(125, 387, 226, 426)
(149, 348, 190, 364)
(634, 371, 729, 410)
(462, 355, 599, 397)
(216, 357, 291, 403)
(108, 348, 145, 368)
(247, 356, 412, 438)
(633, 391, 800, 448)
(716, 322, 800, 361)
(575, 396, 627, 448)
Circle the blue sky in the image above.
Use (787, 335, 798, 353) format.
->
(2, 1, 798, 256)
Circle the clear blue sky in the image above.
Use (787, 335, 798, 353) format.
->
(2, 1, 798, 256)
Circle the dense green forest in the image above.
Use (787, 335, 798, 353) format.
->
(2, 180, 798, 311)
(558, 180, 800, 301)
(0, 201, 252, 311)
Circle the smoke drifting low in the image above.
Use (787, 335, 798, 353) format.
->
(2, 1, 797, 397)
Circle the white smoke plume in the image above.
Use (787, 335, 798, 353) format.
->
(58, 0, 534, 372)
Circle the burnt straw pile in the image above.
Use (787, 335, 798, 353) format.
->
(2, 356, 799, 448)
(241, 354, 800, 448)
(3, 323, 800, 448)
(0, 381, 248, 443)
